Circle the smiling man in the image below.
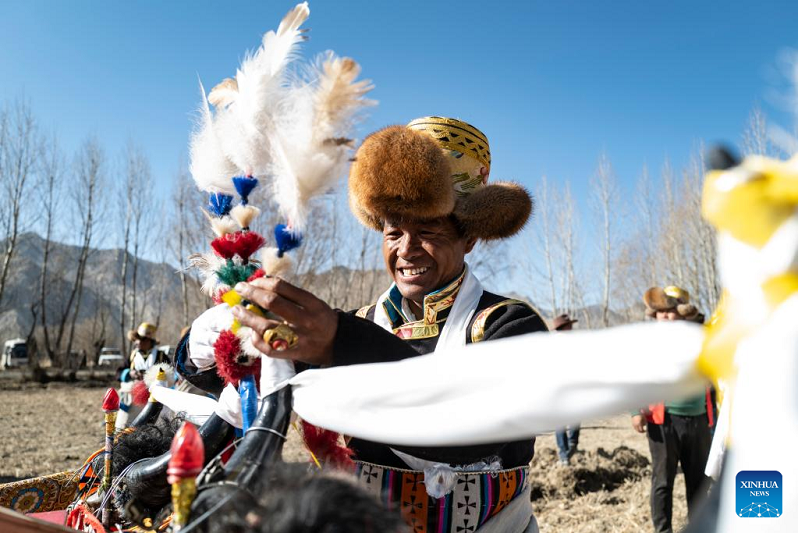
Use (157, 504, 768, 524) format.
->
(233, 116, 547, 532)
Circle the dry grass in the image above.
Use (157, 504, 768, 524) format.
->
(0, 386, 689, 532)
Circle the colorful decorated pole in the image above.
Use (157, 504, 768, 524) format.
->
(167, 422, 204, 531)
(184, 0, 373, 448)
(101, 387, 119, 527)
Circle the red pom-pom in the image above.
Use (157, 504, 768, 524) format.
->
(102, 388, 120, 411)
(247, 268, 266, 282)
(167, 422, 205, 483)
(131, 380, 150, 406)
(211, 231, 265, 261)
(214, 330, 261, 386)
(301, 420, 354, 471)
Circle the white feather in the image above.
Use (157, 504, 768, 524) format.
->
(188, 252, 230, 296)
(189, 80, 240, 194)
(188, 252, 226, 279)
(268, 53, 374, 229)
(208, 78, 239, 109)
(215, 2, 310, 176)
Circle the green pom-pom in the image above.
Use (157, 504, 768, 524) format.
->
(216, 261, 258, 287)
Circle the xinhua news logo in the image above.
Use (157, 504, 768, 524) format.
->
(736, 471, 782, 518)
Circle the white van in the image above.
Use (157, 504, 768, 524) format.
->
(98, 347, 125, 367)
(1, 339, 28, 369)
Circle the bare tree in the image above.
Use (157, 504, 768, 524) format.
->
(532, 176, 559, 317)
(555, 182, 581, 318)
(61, 138, 104, 364)
(169, 166, 208, 326)
(635, 164, 658, 288)
(117, 144, 153, 340)
(0, 100, 40, 310)
(682, 147, 720, 312)
(590, 153, 618, 327)
(37, 134, 63, 361)
(118, 147, 135, 349)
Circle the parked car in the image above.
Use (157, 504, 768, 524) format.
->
(1, 339, 28, 370)
(98, 347, 125, 368)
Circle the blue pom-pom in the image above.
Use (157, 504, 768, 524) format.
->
(232, 176, 259, 205)
(274, 223, 303, 256)
(208, 192, 234, 217)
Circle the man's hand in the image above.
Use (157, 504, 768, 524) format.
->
(231, 277, 338, 366)
(631, 414, 647, 433)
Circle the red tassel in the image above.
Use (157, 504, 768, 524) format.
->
(131, 380, 150, 406)
(211, 231, 265, 261)
(301, 420, 355, 471)
(214, 330, 261, 386)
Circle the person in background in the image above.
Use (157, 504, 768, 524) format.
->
(552, 313, 580, 466)
(632, 286, 713, 533)
(127, 322, 162, 380)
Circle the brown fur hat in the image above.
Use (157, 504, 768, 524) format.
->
(349, 119, 533, 240)
(454, 182, 533, 240)
(349, 126, 455, 230)
(643, 287, 699, 320)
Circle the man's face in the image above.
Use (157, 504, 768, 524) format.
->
(382, 217, 476, 304)
(655, 310, 682, 321)
(136, 337, 153, 351)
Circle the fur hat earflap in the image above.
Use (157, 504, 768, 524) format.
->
(454, 181, 533, 240)
(676, 303, 699, 321)
(349, 126, 455, 229)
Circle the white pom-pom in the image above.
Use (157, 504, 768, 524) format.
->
(230, 204, 261, 229)
(207, 214, 238, 237)
(236, 326, 263, 358)
(260, 247, 294, 277)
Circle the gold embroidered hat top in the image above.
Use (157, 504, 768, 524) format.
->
(348, 116, 533, 240)
(407, 116, 491, 198)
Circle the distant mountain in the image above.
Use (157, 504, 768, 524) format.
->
(0, 232, 206, 354)
(0, 233, 391, 360)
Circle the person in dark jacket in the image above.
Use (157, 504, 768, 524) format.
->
(233, 117, 547, 533)
(632, 286, 712, 533)
(552, 313, 580, 465)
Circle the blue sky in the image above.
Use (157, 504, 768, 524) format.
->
(1, 1, 797, 288)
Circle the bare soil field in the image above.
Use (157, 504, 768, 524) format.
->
(0, 384, 691, 532)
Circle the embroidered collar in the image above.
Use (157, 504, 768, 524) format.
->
(382, 269, 466, 339)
